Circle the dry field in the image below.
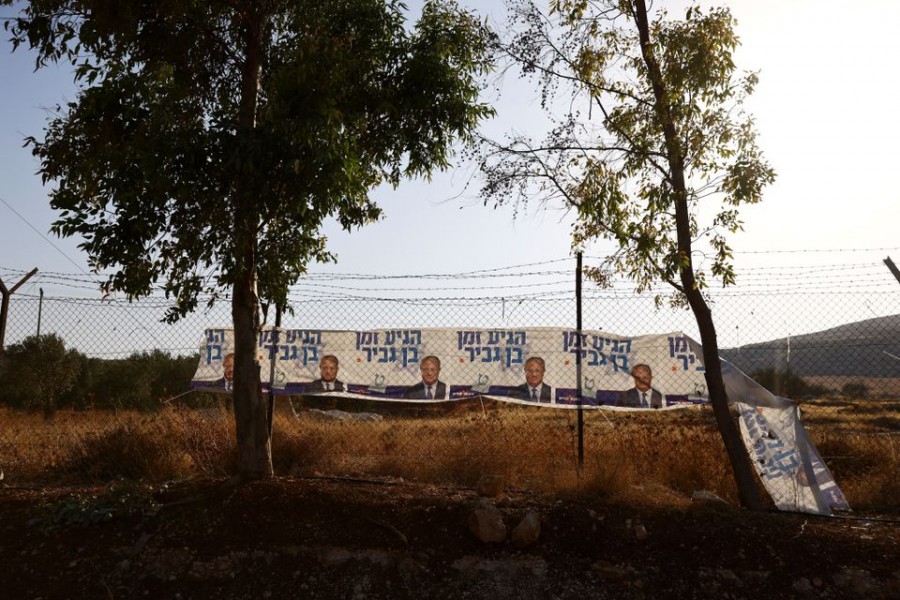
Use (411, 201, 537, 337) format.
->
(1, 397, 896, 509)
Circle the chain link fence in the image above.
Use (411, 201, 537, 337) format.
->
(1, 256, 898, 511)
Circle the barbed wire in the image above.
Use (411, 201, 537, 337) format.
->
(3, 252, 899, 303)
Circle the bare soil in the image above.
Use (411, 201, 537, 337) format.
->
(1, 476, 898, 599)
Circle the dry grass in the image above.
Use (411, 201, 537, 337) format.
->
(800, 398, 900, 430)
(0, 406, 235, 483)
(798, 397, 900, 508)
(1, 400, 895, 509)
(807, 429, 900, 509)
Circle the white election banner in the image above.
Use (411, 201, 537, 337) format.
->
(191, 327, 709, 406)
(191, 326, 849, 515)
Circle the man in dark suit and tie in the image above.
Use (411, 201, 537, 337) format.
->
(204, 352, 235, 392)
(307, 354, 345, 393)
(617, 363, 663, 408)
(514, 356, 552, 402)
(404, 355, 447, 399)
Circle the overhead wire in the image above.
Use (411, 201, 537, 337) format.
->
(0, 195, 86, 273)
(2, 247, 899, 305)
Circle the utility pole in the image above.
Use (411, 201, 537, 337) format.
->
(0, 268, 38, 356)
(37, 288, 44, 337)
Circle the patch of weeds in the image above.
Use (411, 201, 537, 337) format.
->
(40, 480, 162, 531)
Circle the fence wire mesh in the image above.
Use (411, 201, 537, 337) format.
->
(0, 255, 897, 510)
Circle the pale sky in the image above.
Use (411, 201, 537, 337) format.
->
(2, 0, 899, 293)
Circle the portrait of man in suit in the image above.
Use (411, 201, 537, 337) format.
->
(198, 352, 234, 394)
(617, 363, 663, 409)
(515, 356, 552, 402)
(404, 355, 446, 400)
(307, 354, 344, 392)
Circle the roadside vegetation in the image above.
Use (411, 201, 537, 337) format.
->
(1, 335, 896, 508)
(1, 399, 895, 509)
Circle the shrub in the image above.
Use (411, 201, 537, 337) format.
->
(63, 417, 194, 481)
(750, 368, 827, 399)
(841, 381, 869, 399)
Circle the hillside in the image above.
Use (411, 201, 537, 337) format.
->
(720, 314, 900, 379)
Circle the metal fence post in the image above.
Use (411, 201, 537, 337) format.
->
(0, 267, 38, 355)
(576, 252, 584, 471)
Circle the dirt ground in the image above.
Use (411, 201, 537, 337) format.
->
(1, 476, 898, 600)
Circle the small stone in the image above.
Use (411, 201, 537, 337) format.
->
(468, 505, 507, 543)
(511, 511, 541, 548)
(691, 490, 731, 508)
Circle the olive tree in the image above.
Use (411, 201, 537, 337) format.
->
(5, 0, 494, 479)
(0, 334, 81, 418)
(478, 0, 775, 508)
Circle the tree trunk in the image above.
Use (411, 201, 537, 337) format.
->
(684, 290, 763, 509)
(632, 0, 761, 510)
(231, 6, 273, 480)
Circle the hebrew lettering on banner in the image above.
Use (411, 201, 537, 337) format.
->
(556, 330, 634, 405)
(346, 329, 426, 397)
(452, 328, 529, 400)
(191, 327, 713, 407)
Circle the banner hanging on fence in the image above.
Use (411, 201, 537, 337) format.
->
(190, 326, 849, 516)
(191, 326, 710, 406)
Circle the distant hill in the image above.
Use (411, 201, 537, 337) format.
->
(719, 314, 900, 379)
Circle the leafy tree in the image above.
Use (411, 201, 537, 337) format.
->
(145, 351, 199, 402)
(5, 0, 493, 479)
(83, 351, 184, 412)
(55, 350, 200, 411)
(478, 0, 775, 509)
(60, 355, 101, 411)
(0, 334, 81, 418)
(89, 357, 157, 411)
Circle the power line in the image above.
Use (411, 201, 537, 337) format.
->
(299, 258, 574, 280)
(732, 247, 900, 254)
(0, 195, 86, 273)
